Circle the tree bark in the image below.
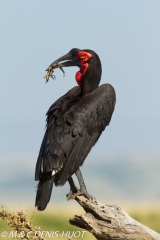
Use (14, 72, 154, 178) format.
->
(69, 195, 160, 240)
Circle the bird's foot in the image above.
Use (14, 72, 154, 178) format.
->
(66, 188, 78, 201)
(67, 189, 92, 201)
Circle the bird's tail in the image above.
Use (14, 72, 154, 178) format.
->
(35, 175, 55, 211)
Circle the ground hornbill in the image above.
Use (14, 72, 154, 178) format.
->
(35, 48, 116, 211)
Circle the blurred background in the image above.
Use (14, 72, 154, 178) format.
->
(0, 0, 160, 238)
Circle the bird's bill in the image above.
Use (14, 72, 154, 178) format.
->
(47, 52, 80, 71)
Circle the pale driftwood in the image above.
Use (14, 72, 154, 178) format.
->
(69, 195, 160, 240)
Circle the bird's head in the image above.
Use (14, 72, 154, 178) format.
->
(45, 48, 102, 95)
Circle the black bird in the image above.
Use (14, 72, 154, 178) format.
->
(35, 48, 116, 211)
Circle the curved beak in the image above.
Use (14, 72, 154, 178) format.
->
(47, 51, 80, 71)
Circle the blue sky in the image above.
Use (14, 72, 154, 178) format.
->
(0, 1, 160, 204)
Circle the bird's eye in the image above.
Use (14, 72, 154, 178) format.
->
(80, 54, 85, 59)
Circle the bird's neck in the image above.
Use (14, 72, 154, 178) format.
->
(80, 70, 102, 96)
(81, 80, 98, 96)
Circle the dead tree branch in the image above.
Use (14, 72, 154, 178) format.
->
(69, 195, 160, 240)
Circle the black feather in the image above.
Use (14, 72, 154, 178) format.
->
(35, 174, 55, 211)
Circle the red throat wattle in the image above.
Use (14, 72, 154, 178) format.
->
(76, 63, 88, 86)
(75, 51, 92, 86)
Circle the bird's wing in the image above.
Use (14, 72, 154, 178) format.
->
(35, 86, 81, 180)
(35, 84, 116, 186)
(57, 83, 116, 185)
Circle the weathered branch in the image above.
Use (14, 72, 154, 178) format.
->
(69, 195, 160, 240)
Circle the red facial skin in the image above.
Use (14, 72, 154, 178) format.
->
(75, 51, 92, 86)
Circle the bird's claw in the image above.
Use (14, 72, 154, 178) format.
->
(66, 189, 92, 201)
(66, 187, 78, 201)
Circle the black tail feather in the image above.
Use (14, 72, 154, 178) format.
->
(35, 175, 55, 211)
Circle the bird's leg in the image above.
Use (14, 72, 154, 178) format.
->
(76, 168, 88, 193)
(70, 168, 92, 200)
(67, 169, 92, 200)
(68, 177, 78, 193)
(67, 177, 78, 200)
(75, 168, 91, 199)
